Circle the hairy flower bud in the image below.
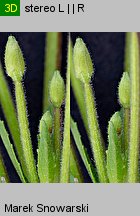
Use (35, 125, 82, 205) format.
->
(5, 36, 25, 82)
(73, 38, 93, 84)
(118, 72, 130, 108)
(49, 71, 65, 108)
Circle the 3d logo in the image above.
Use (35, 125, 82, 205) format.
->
(0, 0, 20, 16)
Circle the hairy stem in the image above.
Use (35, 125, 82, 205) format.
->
(43, 32, 62, 112)
(124, 32, 131, 73)
(84, 83, 108, 183)
(15, 81, 38, 182)
(60, 37, 70, 183)
(70, 39, 88, 133)
(128, 33, 140, 183)
(123, 108, 130, 154)
(54, 107, 61, 182)
(123, 33, 131, 177)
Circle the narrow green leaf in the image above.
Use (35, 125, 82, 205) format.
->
(107, 112, 124, 183)
(70, 143, 84, 183)
(0, 64, 23, 167)
(0, 151, 9, 183)
(37, 111, 54, 183)
(60, 36, 70, 183)
(71, 118, 97, 183)
(0, 121, 26, 183)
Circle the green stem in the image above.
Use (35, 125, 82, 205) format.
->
(15, 81, 38, 182)
(123, 108, 130, 181)
(54, 107, 61, 182)
(43, 32, 62, 112)
(70, 39, 88, 133)
(124, 32, 131, 72)
(0, 151, 9, 183)
(121, 109, 129, 182)
(128, 33, 140, 183)
(84, 83, 108, 183)
(0, 65, 23, 165)
(123, 108, 130, 154)
(70, 141, 84, 183)
(123, 32, 131, 181)
(60, 37, 70, 183)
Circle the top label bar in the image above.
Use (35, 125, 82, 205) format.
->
(0, 0, 140, 31)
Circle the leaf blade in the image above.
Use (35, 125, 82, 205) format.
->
(37, 112, 54, 183)
(70, 117, 97, 183)
(107, 121, 124, 183)
(0, 121, 26, 183)
(60, 36, 70, 183)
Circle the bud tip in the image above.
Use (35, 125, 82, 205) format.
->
(73, 38, 93, 84)
(49, 71, 65, 108)
(5, 36, 25, 82)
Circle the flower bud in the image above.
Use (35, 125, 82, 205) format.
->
(73, 38, 93, 84)
(5, 36, 25, 82)
(49, 71, 65, 108)
(118, 72, 130, 108)
(108, 111, 122, 136)
(39, 111, 53, 133)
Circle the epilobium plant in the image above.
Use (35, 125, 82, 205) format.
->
(0, 32, 139, 183)
(71, 32, 140, 183)
(0, 33, 70, 183)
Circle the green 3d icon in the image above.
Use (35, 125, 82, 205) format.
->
(0, 0, 20, 16)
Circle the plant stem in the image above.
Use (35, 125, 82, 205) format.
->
(124, 32, 131, 160)
(15, 81, 38, 182)
(128, 33, 140, 183)
(70, 141, 84, 183)
(84, 83, 108, 183)
(70, 39, 88, 133)
(0, 65, 23, 164)
(60, 37, 70, 183)
(54, 107, 61, 182)
(123, 108, 130, 153)
(124, 32, 131, 73)
(122, 108, 130, 181)
(122, 33, 131, 180)
(43, 32, 62, 112)
(0, 151, 9, 183)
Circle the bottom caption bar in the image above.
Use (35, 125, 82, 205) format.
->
(0, 184, 139, 215)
